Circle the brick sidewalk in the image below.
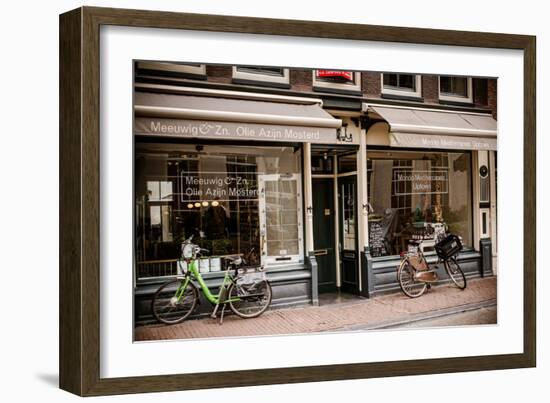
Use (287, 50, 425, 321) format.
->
(134, 277, 497, 341)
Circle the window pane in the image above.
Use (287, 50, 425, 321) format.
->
(311, 154, 333, 174)
(160, 181, 173, 201)
(452, 77, 468, 97)
(135, 144, 301, 278)
(264, 179, 299, 257)
(398, 74, 414, 90)
(383, 74, 415, 91)
(367, 151, 472, 257)
(150, 205, 161, 226)
(342, 182, 356, 251)
(338, 154, 357, 173)
(146, 181, 159, 201)
(440, 76, 468, 97)
(383, 74, 397, 87)
(440, 76, 452, 93)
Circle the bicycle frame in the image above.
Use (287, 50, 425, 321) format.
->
(175, 259, 241, 305)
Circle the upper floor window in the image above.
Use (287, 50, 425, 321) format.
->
(135, 61, 206, 78)
(439, 76, 473, 103)
(381, 74, 422, 98)
(313, 70, 361, 93)
(232, 66, 290, 86)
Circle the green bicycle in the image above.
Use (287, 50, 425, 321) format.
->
(151, 236, 272, 325)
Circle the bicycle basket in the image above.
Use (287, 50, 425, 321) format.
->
(236, 266, 266, 287)
(176, 260, 187, 275)
(435, 234, 463, 260)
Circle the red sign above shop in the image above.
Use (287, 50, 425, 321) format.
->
(316, 70, 354, 81)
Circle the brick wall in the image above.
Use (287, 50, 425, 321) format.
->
(290, 69, 312, 92)
(205, 65, 232, 84)
(422, 75, 439, 104)
(172, 65, 497, 115)
(362, 72, 381, 98)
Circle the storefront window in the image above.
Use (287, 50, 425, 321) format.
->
(367, 150, 472, 257)
(135, 143, 302, 279)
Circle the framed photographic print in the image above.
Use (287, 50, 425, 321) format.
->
(59, 6, 536, 396)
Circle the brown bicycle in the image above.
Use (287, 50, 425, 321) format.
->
(397, 234, 467, 298)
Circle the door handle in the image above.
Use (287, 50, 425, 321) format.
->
(313, 249, 328, 256)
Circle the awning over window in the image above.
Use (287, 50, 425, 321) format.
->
(366, 105, 497, 151)
(134, 90, 345, 144)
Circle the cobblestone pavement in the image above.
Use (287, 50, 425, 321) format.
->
(395, 305, 497, 328)
(134, 277, 497, 341)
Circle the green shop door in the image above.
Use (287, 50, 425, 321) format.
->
(312, 178, 336, 293)
(338, 175, 359, 294)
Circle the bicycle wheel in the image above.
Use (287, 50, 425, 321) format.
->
(152, 279, 198, 324)
(398, 259, 427, 298)
(444, 257, 467, 289)
(228, 280, 272, 318)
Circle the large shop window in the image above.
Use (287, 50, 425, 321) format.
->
(135, 144, 302, 280)
(367, 150, 472, 257)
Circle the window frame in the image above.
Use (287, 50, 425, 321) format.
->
(312, 70, 361, 93)
(438, 76, 474, 103)
(232, 66, 290, 85)
(381, 73, 422, 98)
(259, 173, 304, 265)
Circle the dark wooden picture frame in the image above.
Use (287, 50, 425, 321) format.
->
(59, 6, 536, 396)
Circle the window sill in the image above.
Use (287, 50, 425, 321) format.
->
(232, 78, 291, 89)
(438, 98, 474, 107)
(381, 93, 424, 102)
(136, 69, 208, 81)
(312, 86, 362, 96)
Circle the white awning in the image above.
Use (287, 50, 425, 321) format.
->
(366, 105, 497, 151)
(134, 90, 346, 144)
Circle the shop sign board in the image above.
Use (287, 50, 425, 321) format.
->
(135, 117, 353, 144)
(316, 70, 354, 81)
(390, 132, 497, 150)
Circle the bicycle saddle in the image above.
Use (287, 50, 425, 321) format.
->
(225, 255, 243, 265)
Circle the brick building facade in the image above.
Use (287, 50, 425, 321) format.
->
(133, 63, 498, 322)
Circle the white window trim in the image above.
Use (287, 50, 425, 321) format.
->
(258, 173, 303, 265)
(136, 61, 206, 76)
(381, 74, 422, 97)
(438, 76, 474, 103)
(312, 71, 361, 92)
(232, 66, 290, 85)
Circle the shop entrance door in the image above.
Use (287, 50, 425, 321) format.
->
(338, 175, 359, 294)
(259, 174, 303, 266)
(312, 178, 336, 292)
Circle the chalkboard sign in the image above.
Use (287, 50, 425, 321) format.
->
(369, 220, 387, 257)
